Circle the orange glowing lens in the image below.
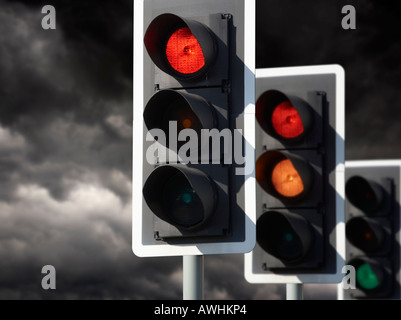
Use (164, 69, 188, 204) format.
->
(271, 159, 304, 197)
(166, 27, 205, 74)
(182, 118, 192, 129)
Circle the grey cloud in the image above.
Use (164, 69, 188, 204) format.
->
(0, 0, 132, 203)
(1, 0, 400, 302)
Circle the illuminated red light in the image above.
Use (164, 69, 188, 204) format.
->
(271, 101, 304, 139)
(165, 27, 205, 74)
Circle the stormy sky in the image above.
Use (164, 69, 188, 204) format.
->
(0, 0, 400, 300)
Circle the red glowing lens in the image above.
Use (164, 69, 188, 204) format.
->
(365, 231, 372, 240)
(165, 27, 205, 74)
(271, 101, 304, 139)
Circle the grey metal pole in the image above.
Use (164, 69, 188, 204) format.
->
(286, 283, 303, 300)
(183, 255, 204, 300)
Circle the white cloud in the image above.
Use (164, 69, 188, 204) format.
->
(0, 178, 131, 263)
(0, 126, 26, 151)
(105, 114, 132, 139)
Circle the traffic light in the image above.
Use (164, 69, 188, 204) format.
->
(340, 160, 401, 300)
(245, 65, 345, 284)
(133, 0, 256, 257)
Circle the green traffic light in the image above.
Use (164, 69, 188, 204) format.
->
(356, 263, 380, 290)
(284, 232, 294, 242)
(181, 192, 193, 204)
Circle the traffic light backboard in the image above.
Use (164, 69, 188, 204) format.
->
(133, 0, 256, 257)
(245, 65, 345, 284)
(340, 160, 401, 300)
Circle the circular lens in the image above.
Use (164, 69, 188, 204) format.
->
(346, 217, 384, 252)
(182, 118, 192, 129)
(356, 263, 381, 290)
(271, 101, 304, 138)
(275, 227, 303, 262)
(143, 90, 217, 153)
(345, 176, 384, 213)
(166, 27, 205, 74)
(349, 258, 386, 293)
(271, 159, 304, 198)
(161, 173, 203, 227)
(144, 14, 217, 81)
(161, 98, 202, 133)
(256, 151, 313, 203)
(256, 211, 313, 263)
(255, 90, 313, 143)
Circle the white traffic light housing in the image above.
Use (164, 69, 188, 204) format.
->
(245, 65, 345, 283)
(133, 0, 256, 257)
(340, 160, 401, 299)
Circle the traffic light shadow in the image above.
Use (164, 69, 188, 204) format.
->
(174, 35, 260, 252)
(159, 54, 258, 251)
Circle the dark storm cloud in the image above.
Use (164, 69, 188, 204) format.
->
(256, 0, 401, 161)
(4, 0, 132, 103)
(0, 0, 187, 301)
(1, 0, 400, 302)
(0, 183, 181, 300)
(0, 0, 138, 300)
(0, 0, 133, 202)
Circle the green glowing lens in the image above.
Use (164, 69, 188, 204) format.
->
(284, 232, 294, 242)
(356, 263, 380, 290)
(181, 192, 193, 204)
